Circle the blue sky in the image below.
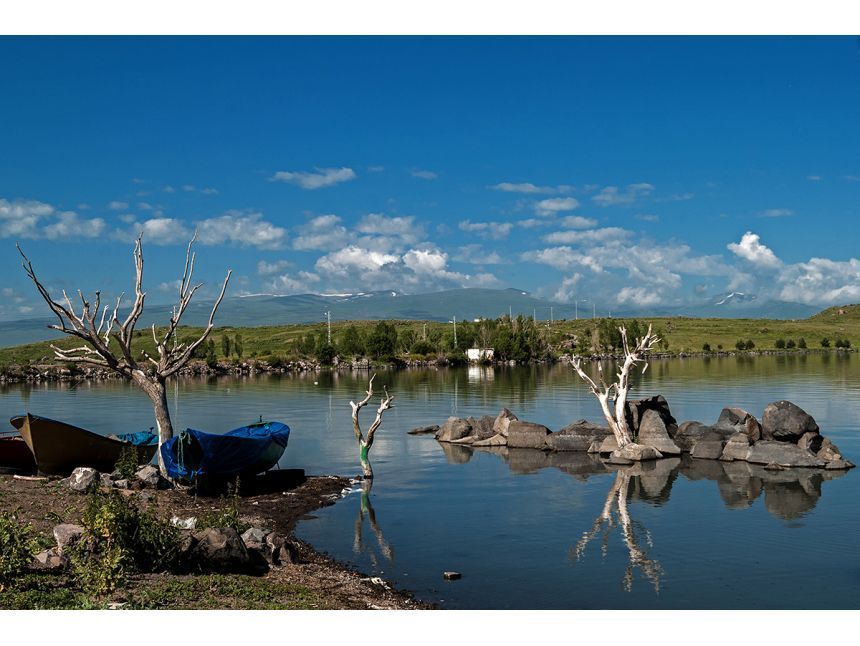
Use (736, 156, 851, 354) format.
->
(1, 36, 859, 320)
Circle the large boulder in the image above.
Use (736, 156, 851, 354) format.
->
(746, 441, 826, 468)
(506, 421, 551, 449)
(715, 407, 762, 443)
(611, 443, 662, 462)
(466, 416, 497, 440)
(598, 435, 619, 454)
(53, 523, 84, 555)
(761, 401, 819, 441)
(493, 408, 518, 437)
(190, 527, 253, 573)
(720, 432, 751, 462)
(690, 433, 728, 460)
(68, 467, 100, 493)
(436, 417, 473, 442)
(674, 422, 715, 453)
(625, 395, 678, 437)
(636, 409, 681, 455)
(545, 419, 612, 452)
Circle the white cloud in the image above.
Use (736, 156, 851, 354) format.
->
(257, 260, 292, 276)
(315, 246, 400, 277)
(635, 214, 660, 222)
(542, 227, 631, 245)
(592, 183, 654, 207)
(196, 211, 287, 250)
(727, 231, 782, 269)
(759, 208, 794, 218)
(292, 214, 350, 251)
(616, 286, 662, 307)
(553, 274, 583, 303)
(492, 182, 573, 195)
(0, 198, 105, 240)
(270, 167, 357, 189)
(269, 271, 321, 295)
(458, 220, 513, 240)
(454, 245, 505, 265)
(778, 257, 860, 305)
(535, 197, 580, 216)
(558, 215, 598, 229)
(411, 169, 437, 180)
(107, 201, 129, 211)
(114, 217, 192, 245)
(806, 175, 822, 181)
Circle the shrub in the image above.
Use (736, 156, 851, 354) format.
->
(786, 339, 796, 349)
(735, 340, 747, 351)
(197, 481, 248, 534)
(821, 338, 831, 348)
(798, 338, 807, 349)
(835, 339, 851, 349)
(775, 338, 786, 349)
(72, 491, 180, 596)
(114, 445, 139, 481)
(0, 509, 40, 591)
(746, 339, 755, 350)
(702, 343, 711, 352)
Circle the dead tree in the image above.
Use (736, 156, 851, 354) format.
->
(18, 234, 231, 476)
(349, 374, 394, 478)
(571, 324, 659, 448)
(572, 468, 663, 593)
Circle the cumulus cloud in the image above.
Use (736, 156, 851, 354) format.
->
(292, 214, 351, 251)
(616, 286, 662, 307)
(453, 245, 505, 265)
(592, 183, 654, 207)
(411, 169, 438, 180)
(553, 273, 583, 303)
(0, 198, 105, 240)
(196, 211, 287, 250)
(107, 201, 129, 211)
(778, 257, 860, 305)
(492, 182, 573, 194)
(269, 271, 321, 294)
(542, 227, 631, 245)
(458, 220, 513, 240)
(270, 167, 357, 189)
(727, 232, 782, 269)
(534, 197, 580, 216)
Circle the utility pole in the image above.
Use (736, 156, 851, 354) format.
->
(423, 322, 427, 340)
(509, 305, 512, 319)
(452, 315, 457, 348)
(593, 303, 596, 319)
(533, 308, 536, 322)
(325, 311, 331, 344)
(550, 306, 554, 324)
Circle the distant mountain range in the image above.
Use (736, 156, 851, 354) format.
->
(0, 287, 821, 348)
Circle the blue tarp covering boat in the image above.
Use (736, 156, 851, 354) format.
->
(160, 421, 291, 481)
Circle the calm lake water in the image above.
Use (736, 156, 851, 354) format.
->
(2, 353, 859, 609)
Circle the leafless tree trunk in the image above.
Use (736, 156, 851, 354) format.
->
(572, 467, 663, 593)
(571, 324, 659, 448)
(18, 234, 231, 476)
(349, 374, 394, 478)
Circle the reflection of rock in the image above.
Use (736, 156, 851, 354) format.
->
(546, 419, 611, 451)
(632, 457, 680, 504)
(761, 400, 819, 441)
(505, 448, 551, 474)
(507, 421, 551, 449)
(545, 451, 609, 479)
(637, 410, 681, 455)
(439, 441, 473, 464)
(746, 441, 826, 468)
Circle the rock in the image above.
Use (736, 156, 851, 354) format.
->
(493, 408, 519, 437)
(266, 533, 299, 565)
(825, 459, 854, 470)
(135, 465, 161, 487)
(466, 416, 497, 440)
(797, 431, 823, 454)
(625, 395, 678, 437)
(611, 443, 662, 462)
(114, 479, 130, 490)
(674, 421, 713, 452)
(35, 548, 68, 569)
(636, 409, 681, 455)
(241, 527, 269, 548)
(761, 401, 819, 441)
(171, 516, 197, 530)
(443, 571, 462, 580)
(720, 433, 751, 462)
(408, 425, 440, 435)
(449, 435, 477, 445)
(598, 435, 619, 454)
(506, 421, 551, 449)
(815, 437, 843, 462)
(53, 523, 84, 555)
(190, 527, 253, 573)
(691, 432, 729, 460)
(100, 473, 114, 488)
(545, 419, 612, 452)
(472, 433, 507, 447)
(764, 462, 784, 471)
(586, 440, 602, 453)
(68, 467, 100, 493)
(746, 441, 826, 468)
(435, 417, 473, 442)
(715, 407, 762, 443)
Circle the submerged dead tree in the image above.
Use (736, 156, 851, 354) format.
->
(572, 467, 663, 592)
(571, 325, 659, 448)
(349, 374, 394, 478)
(18, 234, 231, 476)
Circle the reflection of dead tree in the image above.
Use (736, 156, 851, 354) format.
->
(350, 374, 394, 478)
(18, 234, 230, 476)
(571, 325, 659, 448)
(352, 479, 394, 566)
(572, 469, 663, 593)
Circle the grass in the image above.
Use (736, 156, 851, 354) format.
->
(0, 304, 857, 365)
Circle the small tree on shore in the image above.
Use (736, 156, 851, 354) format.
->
(349, 374, 394, 478)
(18, 234, 230, 476)
(570, 324, 659, 449)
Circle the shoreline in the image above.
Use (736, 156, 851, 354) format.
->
(0, 472, 432, 610)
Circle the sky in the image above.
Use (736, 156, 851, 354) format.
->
(1, 36, 860, 321)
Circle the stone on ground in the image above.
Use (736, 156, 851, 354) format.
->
(506, 421, 551, 449)
(746, 441, 826, 468)
(545, 419, 612, 452)
(719, 432, 751, 461)
(493, 408, 519, 437)
(190, 527, 253, 573)
(761, 400, 819, 441)
(53, 523, 85, 555)
(715, 407, 762, 443)
(67, 467, 100, 493)
(636, 409, 681, 455)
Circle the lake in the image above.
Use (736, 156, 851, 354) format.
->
(1, 353, 858, 609)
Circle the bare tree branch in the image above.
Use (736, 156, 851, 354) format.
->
(349, 374, 394, 478)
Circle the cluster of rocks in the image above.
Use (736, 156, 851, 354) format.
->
(415, 397, 854, 470)
(61, 464, 174, 493)
(34, 518, 297, 574)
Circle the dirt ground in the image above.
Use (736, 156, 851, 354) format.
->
(0, 473, 433, 610)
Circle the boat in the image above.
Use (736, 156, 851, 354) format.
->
(0, 433, 37, 474)
(160, 420, 291, 482)
(9, 414, 159, 475)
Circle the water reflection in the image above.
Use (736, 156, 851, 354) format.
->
(352, 479, 394, 568)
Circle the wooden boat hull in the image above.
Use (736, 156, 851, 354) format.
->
(0, 434, 37, 474)
(10, 414, 158, 476)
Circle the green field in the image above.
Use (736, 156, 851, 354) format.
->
(0, 304, 856, 367)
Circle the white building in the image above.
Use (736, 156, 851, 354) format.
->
(466, 347, 494, 362)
